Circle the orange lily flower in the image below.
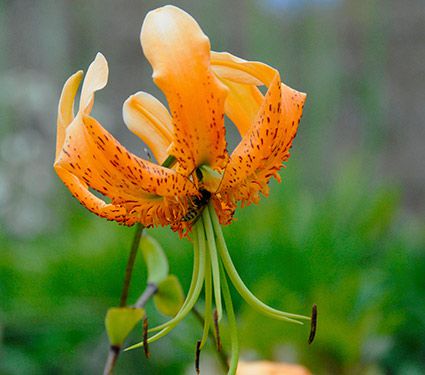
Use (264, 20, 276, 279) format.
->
(55, 6, 311, 374)
(55, 6, 305, 236)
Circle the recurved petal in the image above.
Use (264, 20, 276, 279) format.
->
(210, 51, 277, 138)
(79, 52, 109, 114)
(123, 92, 173, 164)
(55, 114, 197, 227)
(54, 165, 128, 222)
(141, 5, 228, 174)
(211, 51, 276, 86)
(220, 78, 263, 137)
(219, 73, 306, 206)
(56, 70, 83, 159)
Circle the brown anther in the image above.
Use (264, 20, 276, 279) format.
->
(308, 304, 317, 345)
(213, 309, 222, 352)
(143, 316, 150, 358)
(195, 340, 201, 374)
(144, 148, 153, 162)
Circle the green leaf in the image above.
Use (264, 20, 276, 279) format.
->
(140, 235, 169, 284)
(105, 307, 145, 346)
(154, 275, 184, 317)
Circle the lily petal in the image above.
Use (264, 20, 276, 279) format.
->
(211, 51, 276, 86)
(219, 78, 263, 136)
(79, 52, 109, 114)
(56, 114, 197, 227)
(56, 70, 83, 159)
(55, 57, 197, 228)
(123, 92, 173, 164)
(55, 165, 128, 223)
(141, 5, 228, 174)
(211, 51, 281, 138)
(219, 73, 306, 207)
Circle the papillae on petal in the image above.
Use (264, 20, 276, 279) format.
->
(141, 5, 228, 174)
(218, 54, 306, 207)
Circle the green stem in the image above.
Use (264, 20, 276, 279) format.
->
(208, 203, 309, 324)
(104, 223, 145, 375)
(202, 207, 223, 321)
(120, 223, 144, 307)
(220, 263, 239, 375)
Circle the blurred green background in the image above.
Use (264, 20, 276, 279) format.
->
(1, 0, 424, 374)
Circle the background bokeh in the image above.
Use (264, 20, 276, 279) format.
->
(1, 0, 424, 374)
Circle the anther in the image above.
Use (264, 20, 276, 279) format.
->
(213, 309, 222, 352)
(144, 148, 153, 162)
(143, 316, 150, 358)
(195, 340, 201, 374)
(308, 304, 317, 344)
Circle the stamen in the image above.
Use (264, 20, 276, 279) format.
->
(202, 208, 223, 320)
(213, 309, 222, 352)
(195, 340, 201, 374)
(200, 253, 212, 348)
(148, 223, 202, 333)
(125, 223, 207, 351)
(208, 203, 309, 324)
(144, 147, 153, 162)
(220, 264, 239, 375)
(143, 316, 150, 358)
(308, 304, 317, 345)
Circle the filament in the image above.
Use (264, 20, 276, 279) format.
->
(220, 262, 239, 375)
(126, 222, 207, 350)
(202, 207, 223, 321)
(208, 203, 309, 324)
(200, 249, 212, 348)
(126, 201, 311, 360)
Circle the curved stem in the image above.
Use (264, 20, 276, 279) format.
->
(220, 263, 239, 375)
(202, 207, 223, 321)
(208, 204, 309, 324)
(120, 223, 144, 307)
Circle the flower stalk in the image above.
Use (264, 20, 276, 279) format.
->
(120, 223, 144, 307)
